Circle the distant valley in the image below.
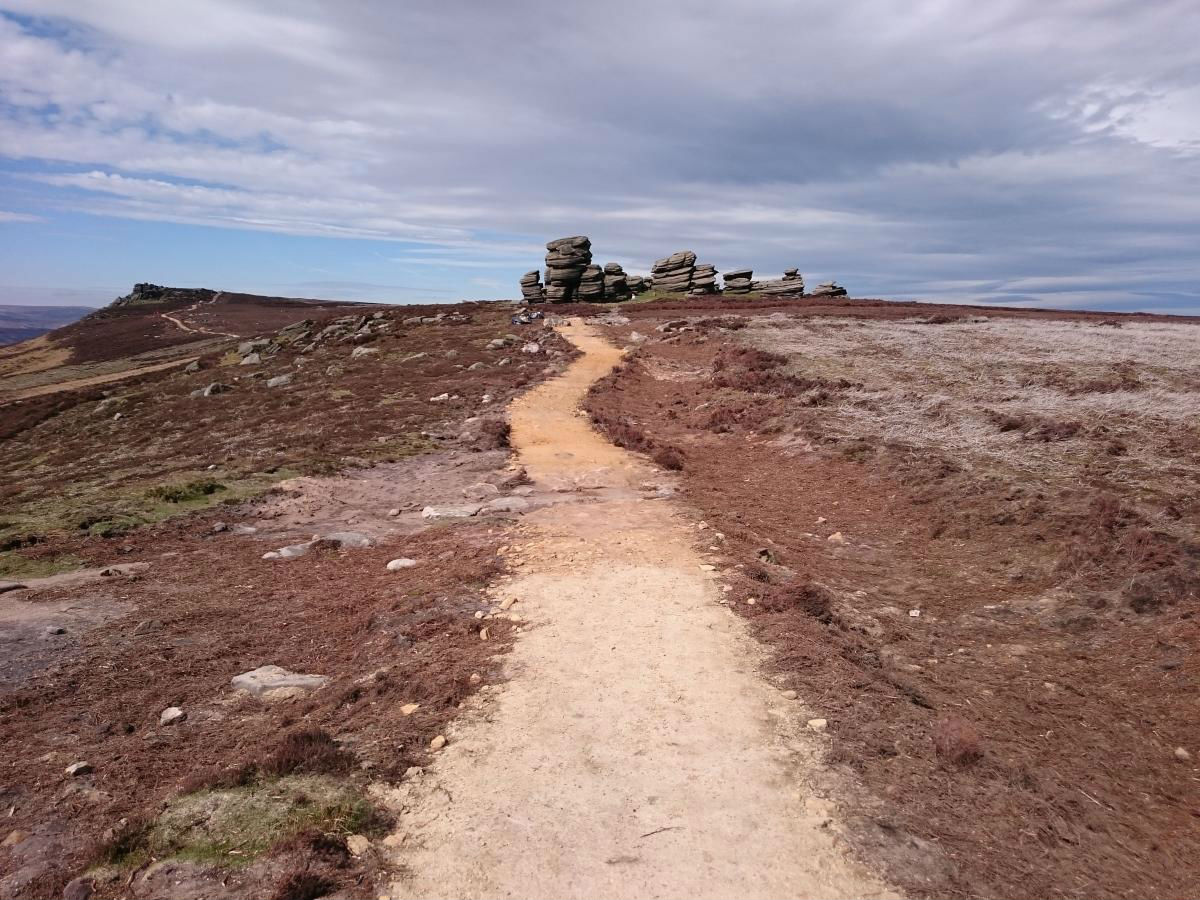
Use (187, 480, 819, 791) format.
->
(0, 304, 96, 346)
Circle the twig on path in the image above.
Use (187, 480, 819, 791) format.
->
(639, 825, 683, 839)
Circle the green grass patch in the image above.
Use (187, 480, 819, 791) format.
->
(0, 550, 85, 580)
(96, 776, 387, 871)
(146, 478, 226, 504)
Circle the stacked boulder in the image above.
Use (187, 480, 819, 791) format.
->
(812, 280, 848, 297)
(519, 270, 545, 303)
(544, 236, 592, 303)
(651, 250, 697, 293)
(690, 263, 719, 295)
(626, 274, 649, 294)
(759, 269, 806, 296)
(722, 268, 753, 295)
(602, 263, 632, 301)
(577, 264, 605, 301)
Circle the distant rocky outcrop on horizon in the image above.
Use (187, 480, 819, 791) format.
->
(520, 236, 848, 303)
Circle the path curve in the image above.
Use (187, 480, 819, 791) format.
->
(383, 319, 895, 900)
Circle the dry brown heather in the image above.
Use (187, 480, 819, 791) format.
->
(584, 309, 1200, 900)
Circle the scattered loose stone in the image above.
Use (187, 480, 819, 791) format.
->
(499, 597, 517, 610)
(909, 609, 922, 618)
(469, 673, 482, 684)
(44, 625, 66, 636)
(782, 690, 798, 700)
(239, 353, 261, 366)
(1175, 747, 1192, 762)
(816, 516, 827, 524)
(350, 346, 379, 359)
(404, 766, 423, 779)
(346, 834, 371, 857)
(65, 761, 93, 777)
(266, 374, 292, 388)
(827, 532, 847, 545)
(387, 508, 401, 517)
(807, 718, 828, 733)
(479, 627, 491, 641)
(2, 829, 30, 847)
(430, 734, 447, 750)
(430, 392, 450, 402)
(386, 558, 418, 571)
(474, 611, 485, 619)
(401, 703, 420, 716)
(159, 706, 186, 726)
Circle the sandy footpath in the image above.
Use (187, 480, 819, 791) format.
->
(382, 319, 895, 900)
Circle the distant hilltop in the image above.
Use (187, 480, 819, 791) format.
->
(103, 282, 218, 311)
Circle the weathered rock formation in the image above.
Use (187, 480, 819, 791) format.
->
(812, 281, 848, 297)
(690, 263, 719, 294)
(759, 268, 806, 295)
(626, 274, 649, 294)
(602, 262, 632, 301)
(722, 268, 753, 295)
(519, 270, 545, 303)
(651, 250, 697, 293)
(577, 264, 605, 301)
(544, 236, 592, 303)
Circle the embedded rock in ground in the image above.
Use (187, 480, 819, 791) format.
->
(812, 280, 848, 297)
(651, 250, 697, 293)
(239, 353, 261, 366)
(519, 270, 545, 303)
(722, 268, 753, 295)
(237, 339, 270, 356)
(386, 558, 418, 571)
(192, 382, 232, 398)
(544, 235, 592, 303)
(421, 504, 483, 520)
(266, 374, 292, 388)
(350, 346, 380, 359)
(463, 482, 501, 501)
(320, 531, 373, 549)
(65, 761, 93, 777)
(231, 664, 330, 699)
(159, 706, 186, 726)
(486, 496, 531, 513)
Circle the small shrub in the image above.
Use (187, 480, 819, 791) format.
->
(477, 418, 511, 449)
(932, 715, 983, 766)
(651, 446, 684, 471)
(272, 871, 337, 900)
(760, 580, 837, 623)
(264, 728, 353, 777)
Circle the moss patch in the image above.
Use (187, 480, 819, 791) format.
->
(100, 775, 385, 870)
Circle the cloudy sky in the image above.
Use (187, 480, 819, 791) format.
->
(1, 1, 1198, 312)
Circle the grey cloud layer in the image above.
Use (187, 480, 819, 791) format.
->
(1, 0, 1198, 309)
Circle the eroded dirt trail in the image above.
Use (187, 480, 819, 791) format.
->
(384, 320, 894, 900)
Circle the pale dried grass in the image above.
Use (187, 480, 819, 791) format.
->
(749, 316, 1200, 501)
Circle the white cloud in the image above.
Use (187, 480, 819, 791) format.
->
(0, 1, 1198, 308)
